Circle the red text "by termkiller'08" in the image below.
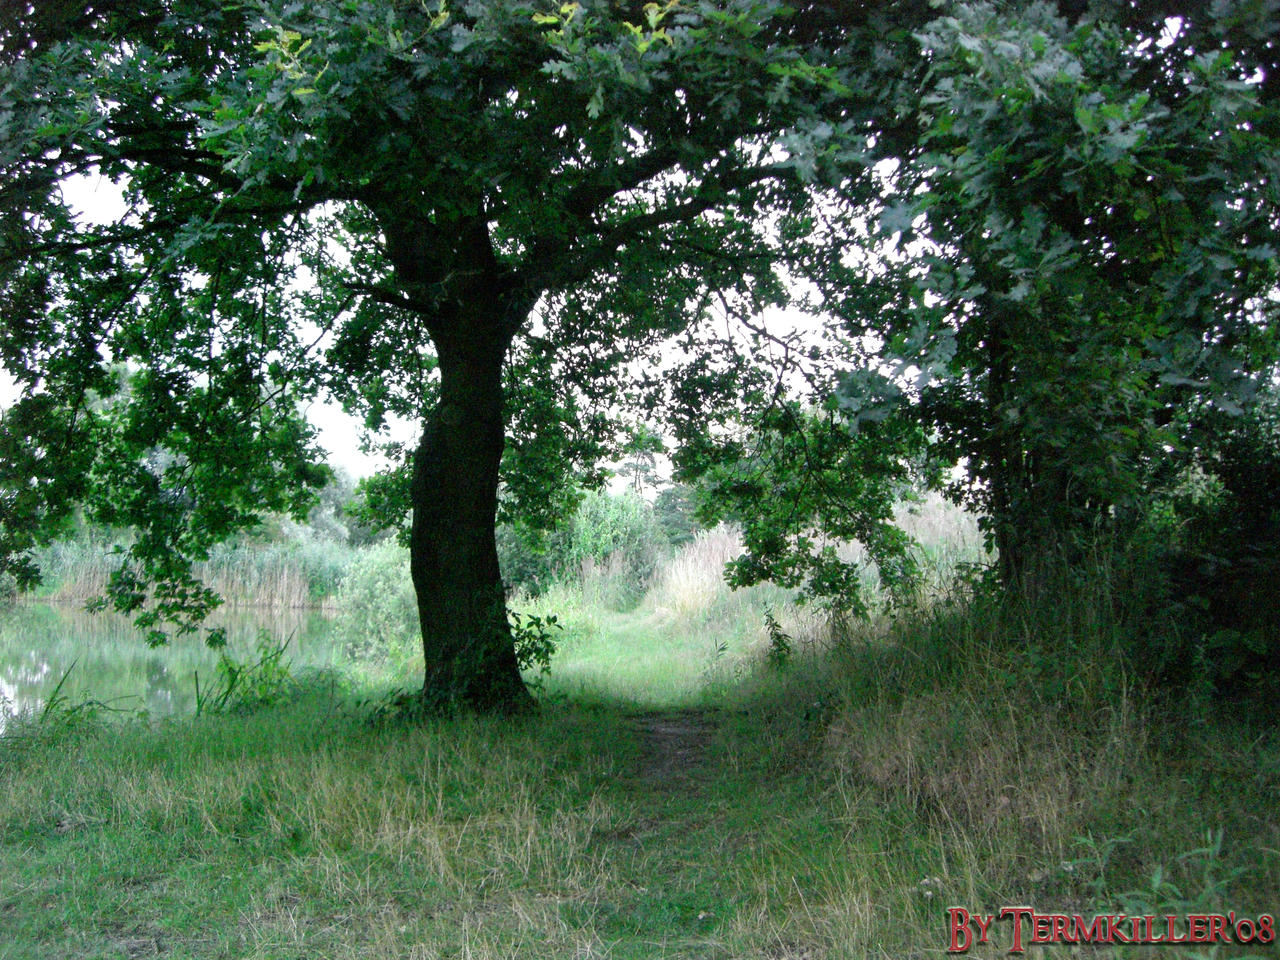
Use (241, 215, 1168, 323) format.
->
(947, 906, 1276, 953)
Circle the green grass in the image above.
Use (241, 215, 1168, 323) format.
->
(0, 686, 857, 959)
(523, 601, 758, 708)
(2, 531, 1277, 959)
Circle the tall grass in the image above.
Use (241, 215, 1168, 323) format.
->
(200, 539, 352, 608)
(529, 502, 1278, 953)
(546, 499, 988, 686)
(2, 497, 1276, 958)
(702, 560, 1278, 957)
(30, 537, 357, 610)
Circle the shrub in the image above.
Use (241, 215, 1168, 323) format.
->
(1115, 398, 1280, 701)
(333, 540, 419, 664)
(501, 489, 672, 608)
(561, 489, 667, 610)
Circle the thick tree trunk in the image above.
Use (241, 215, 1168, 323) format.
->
(372, 206, 536, 713)
(408, 329, 533, 713)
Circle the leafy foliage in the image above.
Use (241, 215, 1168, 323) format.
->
(0, 0, 895, 706)
(194, 633, 296, 715)
(333, 539, 418, 664)
(676, 379, 932, 616)
(498, 488, 670, 608)
(507, 611, 561, 684)
(829, 3, 1280, 582)
(1142, 392, 1280, 694)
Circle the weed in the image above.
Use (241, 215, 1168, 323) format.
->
(763, 606, 793, 669)
(194, 632, 295, 715)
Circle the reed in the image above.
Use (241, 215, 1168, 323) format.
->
(30, 537, 357, 610)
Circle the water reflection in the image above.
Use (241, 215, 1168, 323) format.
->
(0, 603, 341, 727)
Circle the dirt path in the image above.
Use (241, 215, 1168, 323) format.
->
(624, 709, 718, 785)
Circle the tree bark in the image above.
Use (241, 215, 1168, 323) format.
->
(408, 318, 534, 713)
(371, 205, 537, 713)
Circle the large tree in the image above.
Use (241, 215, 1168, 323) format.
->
(824, 2, 1280, 583)
(652, 0, 1280, 613)
(0, 0, 924, 710)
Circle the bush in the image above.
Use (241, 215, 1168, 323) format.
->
(561, 489, 668, 610)
(333, 540, 419, 664)
(500, 490, 672, 609)
(1125, 399, 1280, 701)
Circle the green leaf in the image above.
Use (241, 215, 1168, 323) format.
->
(585, 83, 604, 118)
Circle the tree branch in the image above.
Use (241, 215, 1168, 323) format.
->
(341, 280, 436, 315)
(539, 161, 792, 291)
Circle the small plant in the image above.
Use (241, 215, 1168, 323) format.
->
(1116, 830, 1251, 914)
(1066, 830, 1265, 960)
(34, 659, 124, 728)
(1066, 832, 1136, 904)
(195, 632, 295, 715)
(763, 607, 792, 669)
(38, 658, 81, 724)
(0, 660, 124, 756)
(509, 610, 561, 684)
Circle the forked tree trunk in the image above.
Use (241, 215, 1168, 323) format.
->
(408, 326, 533, 713)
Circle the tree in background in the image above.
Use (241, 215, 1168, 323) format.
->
(653, 483, 700, 548)
(619, 423, 665, 497)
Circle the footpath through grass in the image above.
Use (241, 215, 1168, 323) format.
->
(2, 590, 1278, 959)
(0, 690, 855, 957)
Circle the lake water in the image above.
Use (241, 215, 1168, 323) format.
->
(0, 602, 344, 727)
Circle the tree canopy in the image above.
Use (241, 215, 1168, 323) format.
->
(1, 0, 922, 708)
(833, 3, 1280, 578)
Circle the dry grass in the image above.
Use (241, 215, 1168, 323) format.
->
(30, 538, 354, 610)
(4, 502, 1276, 959)
(645, 525, 745, 622)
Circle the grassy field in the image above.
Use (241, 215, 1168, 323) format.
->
(2, 519, 1277, 959)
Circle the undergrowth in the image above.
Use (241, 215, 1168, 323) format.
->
(1, 508, 1276, 958)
